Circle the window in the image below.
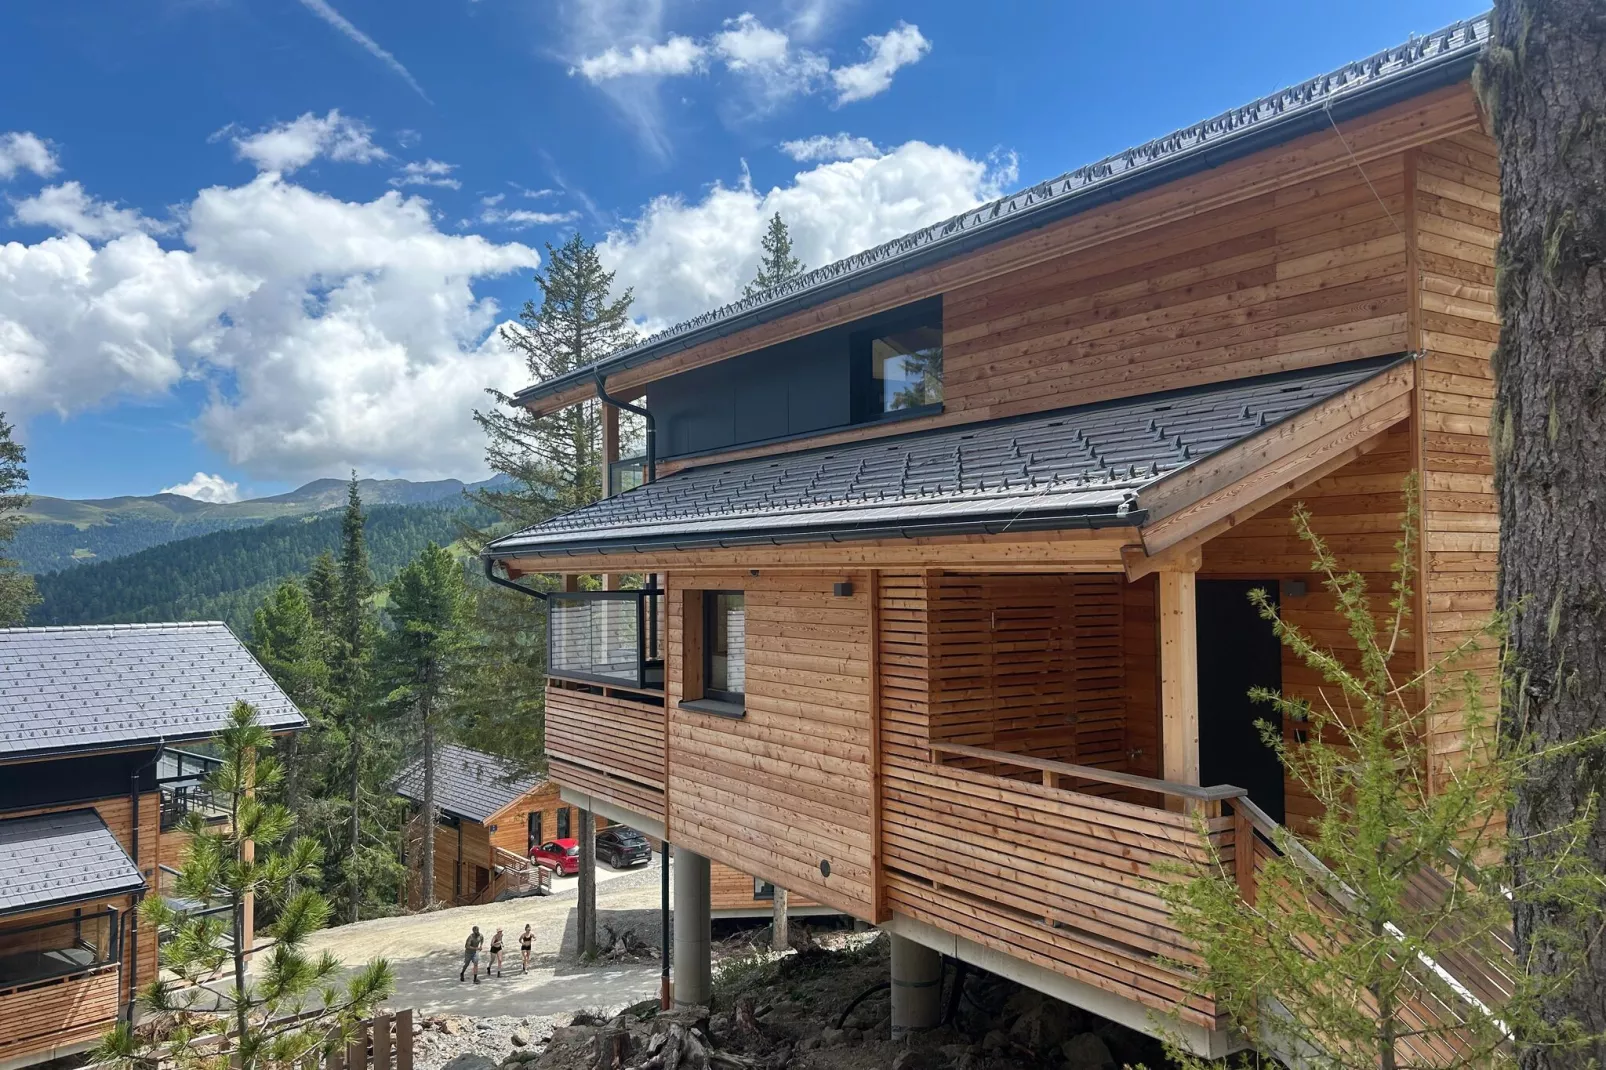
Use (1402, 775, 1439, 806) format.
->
(704, 591, 746, 705)
(871, 325, 943, 413)
(527, 811, 542, 852)
(754, 878, 775, 901)
(557, 808, 571, 839)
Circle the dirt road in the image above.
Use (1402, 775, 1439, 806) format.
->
(301, 859, 670, 1018)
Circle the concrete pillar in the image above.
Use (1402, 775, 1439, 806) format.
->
(577, 809, 597, 958)
(671, 846, 711, 1009)
(890, 933, 943, 1037)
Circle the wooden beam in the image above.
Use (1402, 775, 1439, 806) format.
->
(1159, 568, 1200, 805)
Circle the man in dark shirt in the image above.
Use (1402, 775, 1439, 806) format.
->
(460, 925, 485, 983)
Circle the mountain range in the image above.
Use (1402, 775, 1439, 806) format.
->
(14, 476, 502, 575)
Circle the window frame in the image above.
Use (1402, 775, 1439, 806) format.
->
(850, 308, 944, 424)
(753, 877, 776, 901)
(556, 807, 571, 840)
(701, 590, 747, 707)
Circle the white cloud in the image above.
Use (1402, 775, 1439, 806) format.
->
(0, 173, 538, 482)
(574, 34, 707, 80)
(832, 21, 929, 104)
(600, 140, 1013, 331)
(10, 182, 167, 240)
(295, 0, 430, 102)
(391, 159, 460, 189)
(0, 132, 59, 181)
(478, 206, 581, 230)
(571, 14, 928, 125)
(161, 472, 242, 503)
(779, 133, 880, 162)
(230, 110, 387, 173)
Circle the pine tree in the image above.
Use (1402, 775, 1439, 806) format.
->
(1478, 4, 1606, 1062)
(0, 413, 39, 625)
(743, 212, 805, 298)
(305, 550, 340, 633)
(377, 544, 470, 908)
(472, 234, 636, 529)
(251, 579, 333, 820)
(332, 474, 378, 924)
(95, 702, 393, 1070)
(1161, 485, 1606, 1068)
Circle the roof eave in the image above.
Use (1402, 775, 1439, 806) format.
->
(512, 34, 1483, 410)
(485, 502, 1147, 562)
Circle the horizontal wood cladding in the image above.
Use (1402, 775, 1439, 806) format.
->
(550, 757, 665, 826)
(534, 85, 1479, 420)
(546, 685, 667, 792)
(1411, 131, 1500, 796)
(1200, 423, 1417, 827)
(666, 570, 876, 919)
(0, 965, 121, 1055)
(877, 571, 1223, 1028)
(710, 860, 818, 913)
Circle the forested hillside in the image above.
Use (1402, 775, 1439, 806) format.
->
(29, 501, 497, 634)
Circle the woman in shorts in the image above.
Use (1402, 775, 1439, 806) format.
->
(488, 927, 505, 978)
(519, 924, 534, 972)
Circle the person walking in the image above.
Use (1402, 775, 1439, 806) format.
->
(488, 927, 505, 978)
(459, 925, 484, 984)
(519, 923, 534, 973)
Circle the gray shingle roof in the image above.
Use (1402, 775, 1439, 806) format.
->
(0, 622, 308, 758)
(514, 15, 1489, 409)
(394, 743, 546, 825)
(488, 356, 1405, 558)
(0, 809, 145, 916)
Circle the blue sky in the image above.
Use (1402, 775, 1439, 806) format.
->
(1, 0, 1485, 502)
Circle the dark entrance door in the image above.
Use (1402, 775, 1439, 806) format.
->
(1196, 579, 1285, 824)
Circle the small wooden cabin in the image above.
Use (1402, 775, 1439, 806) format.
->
(484, 15, 1502, 1058)
(0, 623, 306, 1069)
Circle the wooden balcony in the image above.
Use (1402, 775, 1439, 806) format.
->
(0, 963, 121, 1060)
(885, 743, 1242, 1030)
(545, 681, 666, 824)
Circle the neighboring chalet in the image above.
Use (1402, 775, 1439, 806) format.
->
(395, 743, 561, 907)
(483, 15, 1502, 1058)
(0, 623, 306, 1069)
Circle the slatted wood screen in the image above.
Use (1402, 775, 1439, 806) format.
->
(927, 573, 1126, 769)
(321, 1010, 414, 1070)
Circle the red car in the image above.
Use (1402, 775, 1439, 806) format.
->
(531, 838, 581, 875)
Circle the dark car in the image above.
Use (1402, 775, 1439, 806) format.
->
(596, 827, 652, 869)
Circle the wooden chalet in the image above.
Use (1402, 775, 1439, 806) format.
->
(0, 622, 306, 1069)
(483, 15, 1501, 1057)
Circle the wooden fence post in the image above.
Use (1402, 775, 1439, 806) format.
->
(395, 1009, 414, 1070)
(1233, 803, 1257, 906)
(347, 1019, 369, 1070)
(373, 1014, 394, 1070)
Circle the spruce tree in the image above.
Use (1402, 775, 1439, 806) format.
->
(473, 234, 636, 529)
(377, 543, 470, 908)
(305, 550, 340, 633)
(743, 212, 805, 298)
(0, 413, 39, 625)
(251, 579, 333, 821)
(332, 474, 378, 924)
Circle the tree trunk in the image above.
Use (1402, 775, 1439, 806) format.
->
(1485, 3, 1606, 1066)
(349, 732, 362, 924)
(420, 716, 436, 909)
(770, 886, 788, 952)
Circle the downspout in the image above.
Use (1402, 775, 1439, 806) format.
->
(484, 557, 548, 601)
(594, 372, 655, 485)
(126, 739, 166, 1023)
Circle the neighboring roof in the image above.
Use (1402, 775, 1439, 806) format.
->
(0, 621, 308, 760)
(513, 15, 1490, 410)
(0, 809, 145, 916)
(488, 356, 1406, 558)
(395, 743, 547, 825)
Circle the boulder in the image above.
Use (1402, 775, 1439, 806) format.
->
(981, 1029, 1009, 1052)
(888, 1050, 946, 1070)
(1008, 1004, 1072, 1052)
(509, 1032, 529, 1047)
(1061, 1032, 1115, 1070)
(440, 1056, 499, 1070)
(818, 1027, 847, 1048)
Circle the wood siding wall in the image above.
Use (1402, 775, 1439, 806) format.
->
(1411, 131, 1500, 791)
(665, 570, 876, 918)
(0, 965, 121, 1059)
(546, 685, 666, 823)
(710, 861, 819, 913)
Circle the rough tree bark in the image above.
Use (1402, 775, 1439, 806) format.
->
(1483, 2, 1606, 1066)
(421, 717, 436, 908)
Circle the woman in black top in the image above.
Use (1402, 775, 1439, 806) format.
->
(488, 928, 505, 978)
(519, 924, 534, 972)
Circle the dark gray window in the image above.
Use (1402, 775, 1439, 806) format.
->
(871, 325, 944, 413)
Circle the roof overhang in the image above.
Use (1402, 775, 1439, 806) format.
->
(512, 17, 1487, 417)
(487, 357, 1414, 576)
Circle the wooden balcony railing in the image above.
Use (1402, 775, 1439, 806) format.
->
(0, 963, 121, 1057)
(546, 682, 666, 823)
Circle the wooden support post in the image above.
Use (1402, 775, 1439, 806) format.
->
(771, 885, 789, 951)
(578, 809, 597, 958)
(395, 1010, 414, 1070)
(1159, 566, 1200, 810)
(1234, 804, 1257, 906)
